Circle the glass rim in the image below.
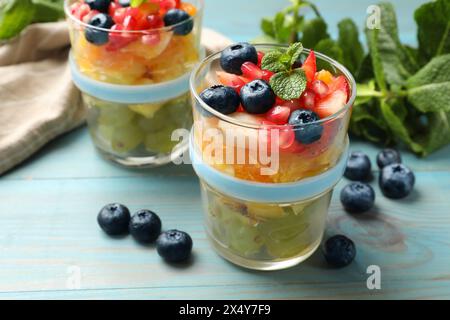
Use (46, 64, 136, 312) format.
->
(64, 0, 204, 34)
(190, 43, 357, 129)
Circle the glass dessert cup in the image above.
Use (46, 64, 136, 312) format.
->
(190, 44, 356, 270)
(65, 0, 203, 167)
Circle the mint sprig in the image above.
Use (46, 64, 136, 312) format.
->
(261, 42, 306, 100)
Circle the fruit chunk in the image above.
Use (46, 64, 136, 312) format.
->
(220, 42, 258, 75)
(265, 106, 290, 125)
(128, 102, 164, 118)
(315, 76, 349, 118)
(315, 70, 333, 85)
(111, 123, 144, 153)
(311, 80, 329, 98)
(302, 50, 316, 82)
(240, 79, 276, 114)
(216, 71, 246, 93)
(241, 62, 263, 80)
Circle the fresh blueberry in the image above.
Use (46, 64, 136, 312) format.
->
(97, 203, 130, 235)
(163, 9, 194, 36)
(157, 230, 193, 263)
(288, 109, 323, 144)
(323, 235, 356, 268)
(85, 13, 114, 45)
(340, 182, 375, 213)
(85, 0, 111, 13)
(344, 151, 371, 181)
(379, 163, 415, 199)
(220, 43, 258, 75)
(200, 85, 240, 115)
(118, 0, 130, 7)
(129, 210, 162, 244)
(292, 56, 306, 69)
(240, 79, 275, 114)
(376, 148, 402, 169)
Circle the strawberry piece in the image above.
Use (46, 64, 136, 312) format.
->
(311, 80, 329, 98)
(302, 50, 316, 83)
(72, 3, 91, 22)
(82, 10, 100, 23)
(315, 76, 349, 118)
(109, 1, 118, 16)
(147, 15, 164, 29)
(266, 106, 291, 125)
(257, 51, 264, 67)
(299, 89, 316, 110)
(241, 62, 263, 80)
(276, 98, 301, 112)
(106, 24, 138, 51)
(262, 70, 274, 82)
(216, 71, 246, 93)
(113, 8, 127, 24)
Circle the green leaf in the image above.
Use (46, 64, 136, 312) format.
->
(355, 54, 374, 83)
(300, 17, 329, 49)
(32, 0, 64, 23)
(261, 50, 288, 73)
(273, 12, 297, 43)
(252, 34, 279, 45)
(407, 54, 450, 113)
(416, 111, 450, 156)
(314, 39, 344, 66)
(415, 0, 450, 60)
(270, 69, 307, 100)
(337, 18, 364, 75)
(365, 2, 419, 91)
(261, 17, 275, 38)
(0, 0, 36, 40)
(287, 42, 303, 66)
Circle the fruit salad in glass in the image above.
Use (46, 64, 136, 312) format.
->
(65, 0, 203, 167)
(190, 43, 356, 270)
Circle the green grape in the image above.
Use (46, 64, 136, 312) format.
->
(144, 127, 179, 154)
(137, 116, 166, 133)
(97, 124, 114, 141)
(128, 102, 164, 118)
(165, 94, 192, 128)
(98, 104, 135, 127)
(111, 123, 144, 154)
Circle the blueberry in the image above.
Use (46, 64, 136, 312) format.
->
(340, 182, 375, 213)
(240, 79, 275, 114)
(288, 109, 323, 144)
(323, 235, 356, 268)
(376, 148, 401, 169)
(379, 163, 415, 199)
(163, 9, 194, 36)
(118, 0, 130, 7)
(97, 203, 130, 235)
(85, 0, 111, 13)
(292, 56, 305, 69)
(220, 43, 258, 75)
(344, 151, 371, 181)
(85, 13, 114, 45)
(129, 210, 162, 244)
(200, 85, 240, 115)
(157, 230, 193, 263)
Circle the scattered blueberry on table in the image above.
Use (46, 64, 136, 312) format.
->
(344, 151, 372, 181)
(322, 235, 356, 268)
(340, 182, 375, 213)
(97, 203, 130, 235)
(157, 230, 193, 263)
(379, 163, 415, 199)
(129, 209, 162, 244)
(376, 148, 402, 169)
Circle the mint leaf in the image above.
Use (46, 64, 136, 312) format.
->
(315, 39, 344, 67)
(407, 54, 450, 112)
(261, 50, 288, 73)
(32, 0, 64, 23)
(270, 69, 307, 100)
(261, 17, 275, 38)
(300, 17, 329, 49)
(415, 0, 450, 60)
(416, 111, 450, 156)
(338, 19, 364, 75)
(287, 42, 303, 66)
(0, 0, 36, 40)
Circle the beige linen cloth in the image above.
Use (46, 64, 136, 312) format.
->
(0, 21, 231, 175)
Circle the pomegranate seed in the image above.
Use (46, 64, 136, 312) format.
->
(123, 15, 137, 30)
(257, 51, 264, 67)
(147, 15, 164, 28)
(311, 80, 329, 98)
(109, 2, 118, 16)
(266, 106, 291, 125)
(300, 89, 316, 110)
(241, 62, 263, 80)
(262, 70, 274, 82)
(75, 4, 91, 21)
(113, 8, 127, 24)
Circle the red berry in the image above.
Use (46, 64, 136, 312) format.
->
(72, 3, 91, 21)
(109, 1, 118, 16)
(216, 71, 246, 94)
(257, 51, 264, 67)
(311, 80, 329, 98)
(106, 24, 137, 51)
(266, 106, 291, 125)
(302, 50, 317, 83)
(123, 15, 138, 30)
(262, 121, 295, 150)
(113, 8, 127, 24)
(147, 15, 164, 29)
(300, 89, 316, 110)
(262, 70, 274, 82)
(241, 62, 263, 80)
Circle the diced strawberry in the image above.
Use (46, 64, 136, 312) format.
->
(158, 0, 177, 15)
(147, 15, 164, 29)
(276, 98, 301, 112)
(241, 62, 263, 80)
(175, 0, 181, 8)
(72, 3, 91, 22)
(123, 15, 138, 30)
(266, 106, 291, 125)
(299, 89, 316, 110)
(311, 80, 329, 98)
(262, 70, 274, 82)
(113, 8, 127, 24)
(106, 24, 137, 51)
(216, 71, 246, 93)
(302, 50, 316, 83)
(82, 10, 100, 23)
(109, 1, 118, 16)
(315, 76, 349, 118)
(257, 51, 264, 67)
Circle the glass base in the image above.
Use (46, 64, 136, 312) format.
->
(207, 231, 323, 271)
(95, 140, 188, 168)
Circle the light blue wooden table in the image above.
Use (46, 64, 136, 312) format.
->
(2, 0, 449, 299)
